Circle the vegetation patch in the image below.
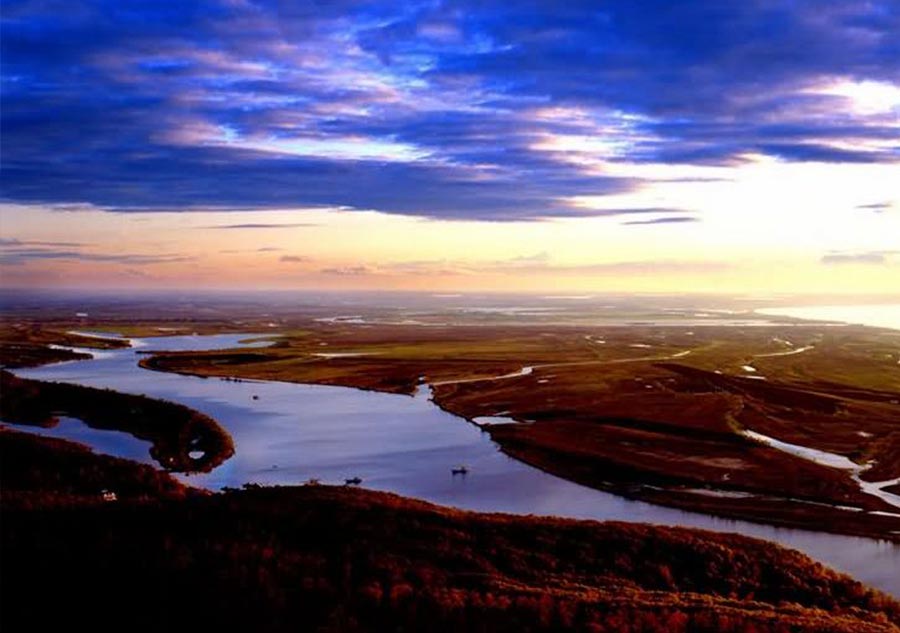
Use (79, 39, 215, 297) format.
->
(2, 433, 898, 633)
(0, 370, 234, 473)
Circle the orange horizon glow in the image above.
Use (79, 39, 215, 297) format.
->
(3, 155, 899, 297)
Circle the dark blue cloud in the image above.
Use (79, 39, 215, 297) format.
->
(2, 0, 898, 220)
(756, 143, 898, 163)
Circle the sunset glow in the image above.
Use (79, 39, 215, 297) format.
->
(1, 1, 898, 294)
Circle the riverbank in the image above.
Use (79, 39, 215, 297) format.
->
(0, 369, 234, 473)
(135, 322, 900, 541)
(5, 326, 900, 595)
(2, 427, 898, 633)
(0, 323, 132, 368)
(0, 427, 192, 508)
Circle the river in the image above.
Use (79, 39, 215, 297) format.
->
(10, 333, 900, 596)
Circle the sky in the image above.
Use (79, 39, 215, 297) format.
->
(1, 0, 899, 294)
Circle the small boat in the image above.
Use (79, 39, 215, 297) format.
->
(451, 465, 469, 476)
(344, 477, 363, 486)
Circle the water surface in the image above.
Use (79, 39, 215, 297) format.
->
(756, 304, 900, 331)
(12, 333, 900, 596)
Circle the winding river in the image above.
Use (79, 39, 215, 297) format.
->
(10, 333, 900, 596)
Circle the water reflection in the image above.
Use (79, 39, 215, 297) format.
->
(12, 333, 900, 596)
(9, 416, 155, 465)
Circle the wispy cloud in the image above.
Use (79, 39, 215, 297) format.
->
(0, 238, 86, 248)
(201, 223, 319, 229)
(280, 255, 312, 263)
(219, 246, 284, 253)
(622, 216, 700, 226)
(319, 265, 375, 276)
(855, 202, 893, 212)
(820, 250, 898, 265)
(0, 241, 193, 266)
(323, 254, 734, 278)
(2, 1, 896, 221)
(567, 207, 692, 217)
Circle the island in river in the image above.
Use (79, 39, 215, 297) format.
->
(2, 428, 899, 633)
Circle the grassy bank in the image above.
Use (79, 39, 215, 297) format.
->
(0, 427, 191, 508)
(137, 322, 900, 539)
(0, 370, 234, 472)
(1, 429, 898, 633)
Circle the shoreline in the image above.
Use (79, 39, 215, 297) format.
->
(5, 443, 897, 631)
(6, 328, 900, 595)
(25, 337, 900, 543)
(755, 304, 900, 332)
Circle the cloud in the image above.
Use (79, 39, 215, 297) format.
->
(372, 253, 733, 277)
(120, 268, 153, 278)
(569, 207, 692, 218)
(1, 1, 898, 221)
(219, 246, 284, 253)
(0, 241, 194, 266)
(856, 202, 893, 212)
(280, 255, 312, 263)
(502, 251, 551, 266)
(500, 259, 734, 276)
(6, 251, 194, 265)
(319, 265, 376, 276)
(820, 250, 898, 265)
(589, 260, 729, 275)
(0, 238, 86, 247)
(202, 222, 319, 229)
(483, 252, 731, 275)
(622, 216, 699, 226)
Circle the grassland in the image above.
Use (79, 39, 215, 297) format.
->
(138, 321, 900, 539)
(0, 322, 132, 368)
(2, 306, 900, 629)
(2, 428, 898, 633)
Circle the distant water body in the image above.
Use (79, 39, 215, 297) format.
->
(757, 304, 900, 331)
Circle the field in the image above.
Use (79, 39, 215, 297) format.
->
(2, 298, 900, 630)
(134, 320, 900, 539)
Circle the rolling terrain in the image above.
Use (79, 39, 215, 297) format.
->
(2, 428, 898, 633)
